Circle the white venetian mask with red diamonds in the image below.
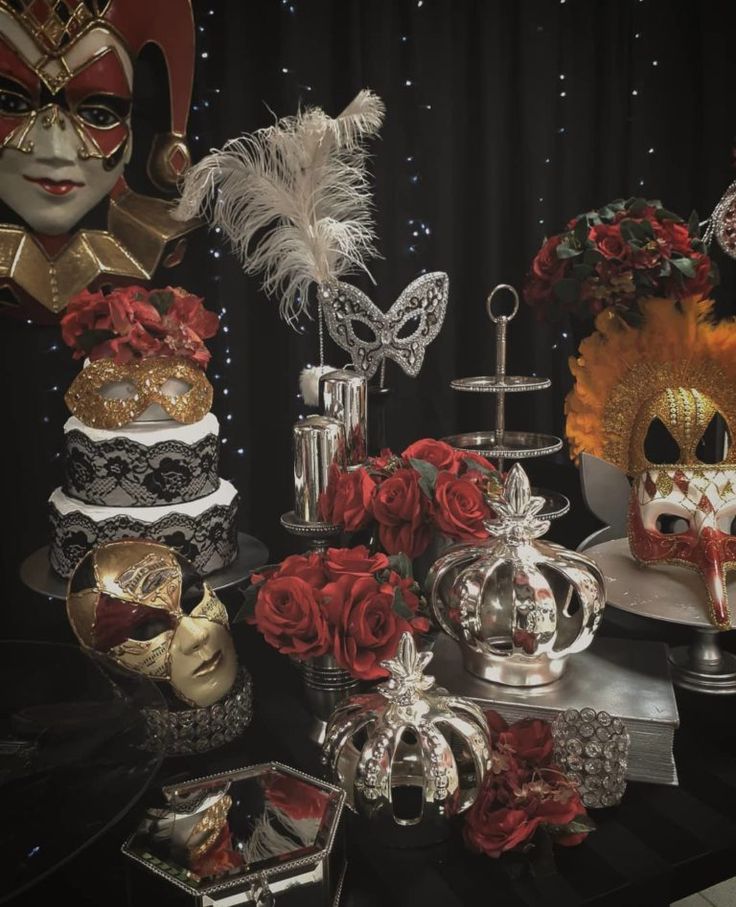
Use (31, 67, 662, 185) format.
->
(628, 466, 736, 630)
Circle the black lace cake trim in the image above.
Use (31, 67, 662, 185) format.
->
(63, 429, 220, 507)
(49, 498, 239, 578)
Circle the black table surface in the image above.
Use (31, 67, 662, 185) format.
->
(4, 597, 736, 907)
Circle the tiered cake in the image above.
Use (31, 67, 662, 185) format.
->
(49, 285, 239, 579)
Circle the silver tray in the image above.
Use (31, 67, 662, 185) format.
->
(442, 430, 563, 459)
(451, 375, 551, 393)
(535, 489, 570, 521)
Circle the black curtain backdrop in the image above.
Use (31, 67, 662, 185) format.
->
(5, 0, 736, 639)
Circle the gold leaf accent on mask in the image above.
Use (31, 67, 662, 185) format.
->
(655, 471, 674, 497)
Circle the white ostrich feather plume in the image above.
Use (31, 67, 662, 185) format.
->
(173, 89, 385, 323)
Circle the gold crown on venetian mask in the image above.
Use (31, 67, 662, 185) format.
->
(65, 356, 213, 429)
(565, 298, 736, 474)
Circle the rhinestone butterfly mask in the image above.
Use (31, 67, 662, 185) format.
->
(319, 271, 449, 380)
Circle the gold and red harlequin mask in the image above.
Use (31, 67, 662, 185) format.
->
(566, 297, 736, 630)
(67, 540, 238, 707)
(0, 0, 199, 320)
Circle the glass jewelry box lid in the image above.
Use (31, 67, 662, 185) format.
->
(122, 762, 346, 899)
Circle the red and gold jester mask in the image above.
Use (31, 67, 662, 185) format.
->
(0, 0, 198, 319)
(566, 297, 736, 630)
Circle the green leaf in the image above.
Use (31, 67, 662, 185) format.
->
(392, 587, 414, 620)
(233, 581, 260, 624)
(573, 216, 589, 244)
(409, 457, 439, 500)
(583, 248, 603, 266)
(552, 278, 580, 305)
(619, 218, 650, 244)
(655, 208, 683, 223)
(556, 243, 583, 259)
(77, 328, 116, 352)
(148, 289, 175, 314)
(563, 815, 597, 835)
(658, 259, 672, 277)
(687, 209, 700, 236)
(627, 197, 648, 217)
(671, 257, 696, 278)
(571, 263, 595, 280)
(388, 552, 414, 580)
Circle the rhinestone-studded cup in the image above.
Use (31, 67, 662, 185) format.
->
(552, 708, 629, 808)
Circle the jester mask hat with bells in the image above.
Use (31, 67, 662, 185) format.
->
(67, 540, 238, 708)
(0, 0, 197, 320)
(566, 297, 736, 630)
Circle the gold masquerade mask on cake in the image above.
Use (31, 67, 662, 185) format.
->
(566, 297, 736, 630)
(65, 357, 213, 428)
(67, 540, 238, 706)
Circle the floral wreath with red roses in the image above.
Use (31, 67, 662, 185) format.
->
(463, 710, 594, 863)
(61, 285, 220, 369)
(523, 197, 718, 323)
(241, 547, 430, 681)
(319, 438, 502, 559)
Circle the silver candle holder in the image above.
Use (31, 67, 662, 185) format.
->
(320, 369, 368, 466)
(282, 414, 344, 551)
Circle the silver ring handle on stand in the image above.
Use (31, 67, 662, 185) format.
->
(485, 284, 519, 471)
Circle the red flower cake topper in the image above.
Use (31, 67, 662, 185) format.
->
(61, 285, 219, 368)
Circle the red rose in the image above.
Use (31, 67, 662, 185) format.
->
(523, 275, 554, 310)
(456, 450, 497, 476)
(531, 235, 567, 282)
(251, 576, 330, 658)
(372, 468, 431, 558)
(463, 801, 540, 858)
(589, 223, 630, 262)
(402, 438, 459, 474)
(685, 252, 715, 298)
(331, 575, 425, 680)
(661, 221, 692, 255)
(271, 552, 327, 587)
(499, 719, 554, 766)
(319, 465, 375, 531)
(432, 473, 491, 541)
(324, 546, 389, 579)
(527, 777, 587, 828)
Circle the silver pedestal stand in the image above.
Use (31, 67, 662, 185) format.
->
(442, 284, 569, 521)
(20, 532, 269, 600)
(586, 537, 736, 695)
(280, 511, 342, 552)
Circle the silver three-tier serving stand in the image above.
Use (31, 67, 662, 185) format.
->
(442, 284, 570, 520)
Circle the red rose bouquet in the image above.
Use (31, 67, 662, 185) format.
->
(243, 546, 430, 681)
(319, 438, 502, 559)
(60, 285, 219, 368)
(523, 197, 718, 322)
(463, 710, 593, 860)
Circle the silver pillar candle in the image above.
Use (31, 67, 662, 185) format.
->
(293, 415, 346, 522)
(320, 369, 367, 466)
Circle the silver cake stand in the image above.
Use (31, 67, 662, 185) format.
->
(441, 284, 569, 521)
(20, 532, 269, 601)
(586, 537, 736, 695)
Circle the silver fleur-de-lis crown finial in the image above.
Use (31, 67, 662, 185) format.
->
(485, 463, 550, 544)
(378, 633, 435, 705)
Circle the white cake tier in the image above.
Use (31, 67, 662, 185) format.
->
(62, 414, 221, 508)
(64, 412, 220, 444)
(49, 480, 239, 578)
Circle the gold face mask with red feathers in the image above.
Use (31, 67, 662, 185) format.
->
(566, 298, 736, 630)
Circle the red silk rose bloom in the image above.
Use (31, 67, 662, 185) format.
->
(61, 285, 219, 368)
(319, 464, 375, 531)
(372, 468, 431, 558)
(246, 548, 429, 681)
(463, 711, 592, 861)
(433, 473, 491, 541)
(252, 576, 330, 658)
(403, 438, 459, 473)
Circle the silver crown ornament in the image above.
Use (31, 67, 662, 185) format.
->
(322, 633, 490, 846)
(426, 464, 606, 687)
